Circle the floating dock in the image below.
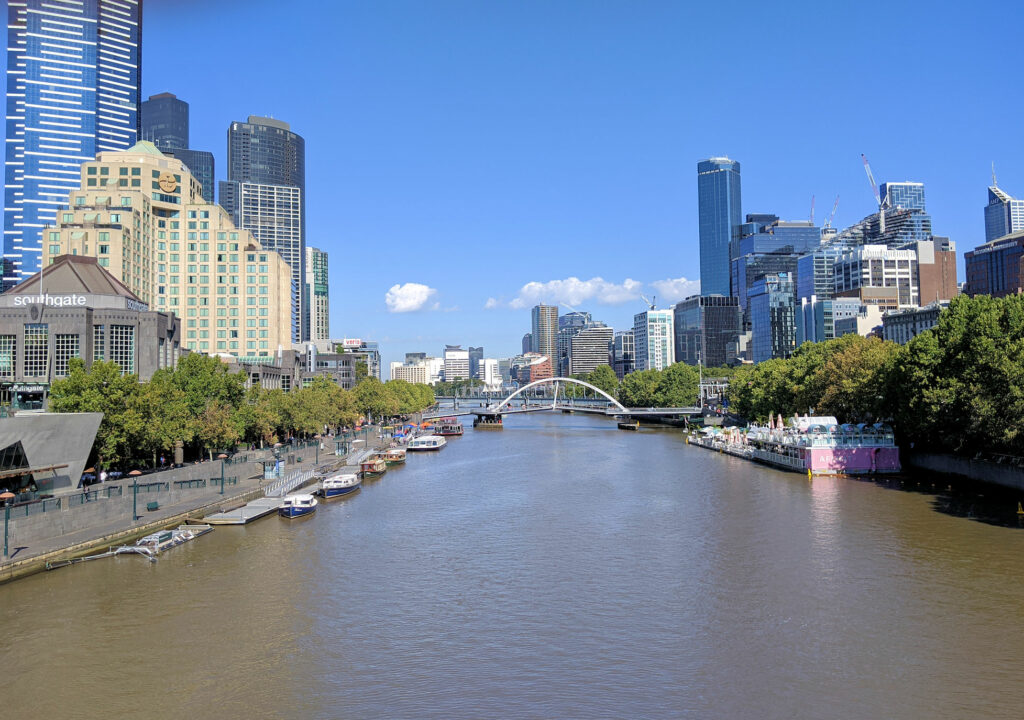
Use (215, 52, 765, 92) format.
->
(204, 497, 283, 525)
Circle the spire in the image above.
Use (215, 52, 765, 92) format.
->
(992, 161, 998, 188)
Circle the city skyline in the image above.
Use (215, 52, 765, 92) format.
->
(4, 0, 1023, 370)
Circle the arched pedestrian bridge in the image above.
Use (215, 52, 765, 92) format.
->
(422, 377, 702, 421)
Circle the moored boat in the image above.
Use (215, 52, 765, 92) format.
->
(384, 447, 406, 465)
(435, 418, 464, 436)
(135, 524, 213, 554)
(321, 473, 361, 499)
(360, 457, 387, 477)
(473, 414, 503, 429)
(408, 434, 447, 451)
(279, 493, 318, 518)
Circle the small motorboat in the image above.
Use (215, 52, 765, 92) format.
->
(279, 493, 318, 518)
(435, 418, 464, 436)
(135, 524, 213, 554)
(321, 473, 361, 499)
(384, 448, 406, 465)
(408, 434, 447, 451)
(360, 457, 387, 478)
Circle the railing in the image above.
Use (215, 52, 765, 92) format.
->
(264, 467, 316, 498)
(5, 497, 62, 516)
(174, 478, 207, 490)
(134, 481, 169, 494)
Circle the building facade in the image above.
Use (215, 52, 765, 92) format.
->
(964, 229, 1024, 297)
(390, 361, 428, 385)
(140, 92, 189, 151)
(0, 255, 182, 408)
(882, 303, 947, 345)
(834, 245, 919, 308)
(672, 294, 741, 368)
(749, 273, 796, 363)
(633, 309, 674, 371)
(697, 157, 742, 296)
(4, 0, 142, 289)
(39, 143, 292, 360)
(568, 325, 613, 375)
(443, 345, 470, 381)
(611, 330, 635, 380)
(985, 186, 1024, 243)
(304, 246, 329, 341)
(468, 347, 483, 378)
(731, 216, 821, 322)
(530, 305, 558, 359)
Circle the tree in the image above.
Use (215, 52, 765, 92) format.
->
(617, 369, 660, 408)
(196, 401, 241, 460)
(130, 370, 193, 467)
(654, 362, 699, 407)
(353, 377, 398, 422)
(588, 365, 619, 397)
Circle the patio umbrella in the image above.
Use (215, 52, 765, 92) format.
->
(128, 470, 142, 476)
(217, 453, 228, 459)
(0, 491, 14, 500)
(84, 467, 96, 473)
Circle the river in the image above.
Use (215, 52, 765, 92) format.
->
(2, 412, 1024, 718)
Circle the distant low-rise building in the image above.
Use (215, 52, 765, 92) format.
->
(834, 305, 885, 338)
(882, 303, 947, 345)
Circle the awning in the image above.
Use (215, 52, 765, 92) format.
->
(0, 463, 69, 480)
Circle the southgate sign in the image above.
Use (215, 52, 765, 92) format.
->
(13, 294, 86, 308)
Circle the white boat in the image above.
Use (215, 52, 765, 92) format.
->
(321, 473, 361, 499)
(135, 524, 213, 554)
(408, 434, 447, 451)
(279, 493, 318, 518)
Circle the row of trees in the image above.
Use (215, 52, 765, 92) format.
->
(49, 355, 434, 469)
(726, 293, 1024, 455)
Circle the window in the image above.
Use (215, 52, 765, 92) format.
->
(23, 324, 48, 377)
(54, 334, 80, 377)
(121, 197, 132, 207)
(110, 213, 120, 223)
(0, 336, 15, 379)
(110, 325, 135, 375)
(63, 213, 73, 222)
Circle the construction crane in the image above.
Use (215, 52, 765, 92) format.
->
(861, 153, 886, 234)
(824, 194, 840, 229)
(640, 295, 657, 310)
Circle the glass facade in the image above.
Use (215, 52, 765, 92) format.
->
(697, 158, 742, 296)
(984, 186, 1024, 243)
(110, 324, 135, 375)
(3, 0, 142, 289)
(140, 93, 189, 150)
(672, 295, 740, 368)
(167, 149, 216, 204)
(750, 273, 796, 363)
(796, 246, 846, 302)
(612, 331, 635, 380)
(880, 182, 926, 211)
(303, 247, 330, 341)
(23, 324, 49, 377)
(731, 219, 820, 323)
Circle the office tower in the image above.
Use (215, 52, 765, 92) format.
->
(531, 304, 558, 359)
(522, 333, 532, 354)
(304, 247, 330, 341)
(3, 0, 142, 290)
(443, 345, 470, 381)
(612, 331, 635, 380)
(568, 325, 614, 375)
(834, 245, 920, 308)
(556, 311, 591, 376)
(796, 296, 863, 345)
(836, 182, 933, 248)
(477, 358, 501, 389)
(796, 245, 847, 302)
(984, 185, 1024, 243)
(879, 182, 926, 212)
(140, 93, 216, 203)
(220, 116, 306, 341)
(750, 273, 796, 362)
(672, 295, 741, 368)
(633, 309, 675, 371)
(730, 215, 820, 323)
(965, 229, 1024, 297)
(468, 347, 484, 378)
(697, 157, 742, 296)
(41, 143, 293, 359)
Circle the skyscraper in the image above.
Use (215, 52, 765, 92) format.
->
(568, 325, 614, 375)
(984, 185, 1024, 243)
(697, 157, 742, 297)
(141, 93, 216, 203)
(468, 347, 484, 378)
(3, 0, 142, 290)
(611, 330, 635, 380)
(530, 304, 558, 361)
(633, 309, 675, 371)
(304, 247, 330, 341)
(672, 295, 741, 368)
(220, 116, 306, 341)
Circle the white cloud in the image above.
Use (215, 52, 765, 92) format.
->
(507, 276, 643, 309)
(649, 277, 700, 304)
(385, 283, 439, 313)
(484, 297, 500, 310)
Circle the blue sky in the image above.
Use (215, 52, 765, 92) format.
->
(17, 1, 1024, 370)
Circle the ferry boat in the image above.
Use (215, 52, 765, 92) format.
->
(383, 448, 407, 465)
(473, 414, 503, 429)
(435, 418, 464, 436)
(408, 434, 447, 451)
(691, 415, 901, 476)
(279, 493, 318, 518)
(321, 473, 361, 499)
(360, 457, 388, 477)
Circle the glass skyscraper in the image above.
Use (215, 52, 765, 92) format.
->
(220, 116, 307, 341)
(3, 0, 142, 290)
(697, 157, 742, 297)
(672, 295, 740, 368)
(880, 182, 926, 212)
(750, 273, 796, 363)
(730, 216, 820, 323)
(984, 185, 1024, 243)
(141, 93, 216, 204)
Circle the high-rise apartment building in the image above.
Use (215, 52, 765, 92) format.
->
(611, 331, 635, 380)
(3, 0, 142, 290)
(672, 295, 741, 368)
(219, 116, 306, 341)
(697, 157, 742, 296)
(568, 325, 613, 376)
(633, 309, 674, 371)
(984, 185, 1024, 243)
(40, 143, 293, 359)
(531, 304, 558, 360)
(750, 273, 796, 363)
(141, 93, 216, 203)
(304, 247, 329, 341)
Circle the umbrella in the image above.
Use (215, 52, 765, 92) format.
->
(128, 470, 142, 476)
(0, 491, 14, 500)
(217, 453, 228, 459)
(84, 467, 96, 473)
(404, 424, 415, 429)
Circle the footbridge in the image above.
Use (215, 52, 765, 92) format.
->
(423, 377, 701, 423)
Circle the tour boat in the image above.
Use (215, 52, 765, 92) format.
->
(384, 448, 407, 465)
(278, 493, 318, 518)
(320, 473, 361, 499)
(435, 418, 464, 436)
(360, 457, 387, 478)
(473, 415, 503, 429)
(407, 434, 447, 451)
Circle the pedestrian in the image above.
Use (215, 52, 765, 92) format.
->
(100, 469, 107, 483)
(160, 454, 166, 469)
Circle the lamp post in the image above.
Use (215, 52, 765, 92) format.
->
(3, 503, 10, 559)
(220, 459, 225, 495)
(132, 477, 139, 521)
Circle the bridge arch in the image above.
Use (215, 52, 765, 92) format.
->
(490, 377, 627, 413)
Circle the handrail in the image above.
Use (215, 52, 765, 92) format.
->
(263, 467, 316, 498)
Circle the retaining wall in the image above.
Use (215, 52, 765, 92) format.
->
(905, 452, 1024, 491)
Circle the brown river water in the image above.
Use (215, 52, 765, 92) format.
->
(2, 412, 1024, 719)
